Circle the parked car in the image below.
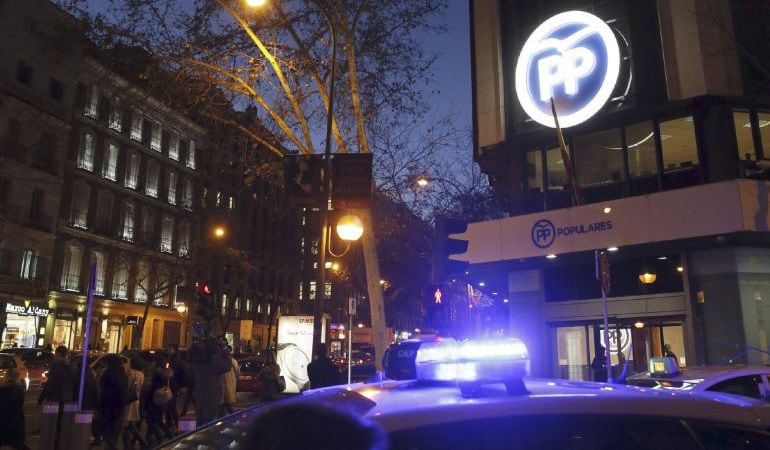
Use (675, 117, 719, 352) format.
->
(236, 356, 264, 393)
(0, 348, 52, 385)
(0, 353, 30, 391)
(626, 359, 770, 401)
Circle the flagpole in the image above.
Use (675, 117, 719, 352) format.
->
(550, 98, 582, 206)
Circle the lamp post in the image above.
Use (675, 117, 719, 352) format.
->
(176, 303, 188, 347)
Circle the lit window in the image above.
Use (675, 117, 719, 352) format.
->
(150, 122, 162, 151)
(77, 129, 95, 171)
(108, 100, 122, 131)
(134, 260, 149, 303)
(626, 121, 658, 179)
(526, 150, 543, 193)
(102, 141, 119, 181)
(324, 282, 331, 299)
(167, 170, 177, 205)
(112, 255, 128, 300)
(309, 281, 317, 300)
(69, 182, 90, 229)
(216, 191, 221, 207)
(257, 303, 263, 314)
(187, 140, 196, 169)
(574, 128, 623, 187)
(169, 132, 179, 160)
(130, 110, 143, 141)
(181, 178, 193, 211)
(759, 112, 770, 157)
(178, 221, 191, 257)
(124, 152, 139, 189)
(221, 294, 228, 317)
(160, 215, 174, 253)
(145, 160, 159, 197)
(83, 85, 99, 119)
(246, 298, 252, 313)
(228, 195, 235, 211)
(19, 249, 38, 280)
(660, 117, 699, 172)
(60, 243, 82, 291)
(93, 251, 106, 295)
(298, 282, 304, 300)
(121, 200, 135, 242)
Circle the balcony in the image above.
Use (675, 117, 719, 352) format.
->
(69, 210, 88, 229)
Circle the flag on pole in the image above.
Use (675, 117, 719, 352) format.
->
(550, 98, 583, 206)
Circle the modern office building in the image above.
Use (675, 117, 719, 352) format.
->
(466, 0, 770, 378)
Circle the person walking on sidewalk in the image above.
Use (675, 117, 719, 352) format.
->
(0, 369, 28, 450)
(222, 346, 240, 415)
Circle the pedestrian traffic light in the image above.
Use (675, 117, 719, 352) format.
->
(195, 283, 213, 319)
(432, 216, 469, 284)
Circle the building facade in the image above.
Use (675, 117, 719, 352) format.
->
(467, 0, 770, 378)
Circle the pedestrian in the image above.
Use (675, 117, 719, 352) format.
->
(96, 354, 128, 450)
(663, 344, 678, 364)
(308, 343, 343, 389)
(245, 403, 388, 450)
(258, 351, 284, 402)
(0, 369, 27, 450)
(190, 336, 233, 425)
(591, 346, 608, 382)
(38, 345, 73, 404)
(222, 345, 240, 415)
(44, 343, 53, 353)
(122, 357, 147, 449)
(145, 354, 175, 446)
(177, 350, 195, 417)
(166, 344, 182, 428)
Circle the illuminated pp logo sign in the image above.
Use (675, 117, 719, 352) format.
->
(531, 219, 556, 248)
(515, 11, 620, 128)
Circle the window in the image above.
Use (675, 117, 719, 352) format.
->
(112, 255, 128, 300)
(216, 190, 221, 207)
(707, 375, 764, 400)
(181, 178, 193, 210)
(246, 298, 252, 314)
(167, 170, 177, 205)
(49, 78, 64, 102)
(124, 151, 139, 189)
(186, 140, 196, 169)
(134, 260, 149, 303)
(298, 282, 304, 301)
(660, 117, 699, 171)
(168, 132, 179, 160)
(29, 188, 43, 220)
(145, 160, 159, 197)
(526, 150, 543, 193)
(150, 122, 162, 151)
(95, 190, 113, 231)
(258, 303, 263, 314)
(102, 141, 118, 181)
(324, 282, 331, 299)
(178, 221, 191, 258)
(202, 187, 208, 207)
(93, 251, 106, 295)
(130, 110, 143, 141)
(545, 147, 567, 191)
(16, 61, 33, 86)
(69, 182, 90, 229)
(121, 200, 135, 242)
(234, 297, 241, 318)
(221, 294, 228, 317)
(733, 111, 756, 161)
(141, 206, 155, 242)
(83, 84, 99, 119)
(160, 215, 174, 253)
(758, 112, 770, 157)
(626, 121, 658, 179)
(108, 100, 122, 132)
(77, 129, 95, 171)
(35, 133, 56, 170)
(309, 281, 317, 300)
(574, 128, 624, 187)
(228, 195, 236, 211)
(20, 250, 37, 279)
(61, 243, 82, 291)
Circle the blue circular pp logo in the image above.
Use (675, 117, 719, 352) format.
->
(515, 11, 620, 128)
(531, 219, 556, 248)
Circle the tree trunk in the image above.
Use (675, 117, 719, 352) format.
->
(358, 208, 387, 371)
(134, 298, 153, 349)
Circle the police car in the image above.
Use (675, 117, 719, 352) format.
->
(160, 338, 770, 449)
(626, 357, 770, 401)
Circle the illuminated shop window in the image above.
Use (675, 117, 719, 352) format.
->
(574, 128, 623, 187)
(625, 121, 658, 179)
(734, 110, 756, 161)
(758, 112, 770, 158)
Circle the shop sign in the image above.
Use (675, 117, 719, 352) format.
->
(515, 10, 620, 128)
(5, 302, 49, 317)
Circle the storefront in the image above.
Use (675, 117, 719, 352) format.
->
(2, 300, 50, 349)
(52, 308, 78, 349)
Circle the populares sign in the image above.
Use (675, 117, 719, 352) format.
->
(515, 10, 620, 128)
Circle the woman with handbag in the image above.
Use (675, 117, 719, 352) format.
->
(145, 354, 175, 446)
(122, 357, 147, 448)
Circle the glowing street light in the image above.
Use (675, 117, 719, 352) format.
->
(213, 226, 226, 238)
(336, 214, 364, 241)
(416, 176, 429, 187)
(176, 303, 187, 314)
(245, 0, 267, 7)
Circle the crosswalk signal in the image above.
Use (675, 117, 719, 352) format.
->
(195, 283, 213, 319)
(432, 216, 469, 284)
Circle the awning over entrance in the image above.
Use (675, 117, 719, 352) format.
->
(452, 180, 770, 264)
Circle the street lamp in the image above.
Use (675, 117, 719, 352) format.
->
(336, 214, 364, 242)
(176, 303, 189, 347)
(213, 226, 226, 239)
(245, 0, 339, 358)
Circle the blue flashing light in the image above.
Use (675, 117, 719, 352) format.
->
(415, 338, 529, 383)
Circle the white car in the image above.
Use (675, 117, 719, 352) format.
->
(159, 339, 770, 449)
(626, 360, 770, 400)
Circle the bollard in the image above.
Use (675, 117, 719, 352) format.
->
(60, 401, 78, 449)
(179, 417, 197, 433)
(39, 402, 60, 450)
(70, 410, 94, 449)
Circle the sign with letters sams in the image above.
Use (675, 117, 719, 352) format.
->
(515, 11, 620, 128)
